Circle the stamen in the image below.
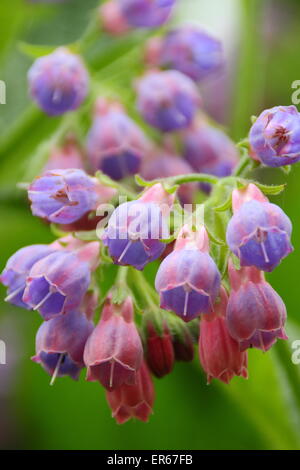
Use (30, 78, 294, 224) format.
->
(183, 290, 189, 317)
(109, 360, 115, 389)
(52, 88, 63, 104)
(50, 353, 65, 386)
(5, 285, 24, 302)
(260, 241, 270, 264)
(118, 240, 132, 263)
(33, 289, 54, 311)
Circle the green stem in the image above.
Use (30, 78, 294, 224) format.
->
(115, 266, 129, 286)
(130, 268, 159, 312)
(96, 172, 137, 200)
(233, 153, 252, 177)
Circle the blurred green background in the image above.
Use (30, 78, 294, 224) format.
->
(1, 0, 300, 450)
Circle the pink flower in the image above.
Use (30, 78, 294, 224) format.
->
(84, 296, 143, 390)
(106, 361, 155, 424)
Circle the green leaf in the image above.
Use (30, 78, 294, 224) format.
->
(281, 165, 292, 175)
(18, 41, 58, 59)
(254, 181, 286, 195)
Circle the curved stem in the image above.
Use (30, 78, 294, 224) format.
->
(130, 269, 159, 312)
(233, 153, 252, 177)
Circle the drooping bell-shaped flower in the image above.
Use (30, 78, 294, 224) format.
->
(226, 184, 293, 272)
(118, 0, 175, 28)
(106, 361, 155, 424)
(43, 134, 85, 172)
(182, 122, 239, 184)
(141, 152, 197, 205)
(28, 47, 89, 116)
(28, 168, 113, 225)
(103, 183, 174, 270)
(199, 287, 248, 384)
(226, 260, 288, 351)
(84, 296, 143, 390)
(87, 100, 149, 181)
(136, 70, 201, 132)
(32, 310, 94, 381)
(155, 225, 221, 322)
(144, 318, 174, 378)
(23, 250, 91, 320)
(0, 245, 56, 309)
(150, 27, 224, 82)
(249, 105, 300, 167)
(100, 0, 131, 36)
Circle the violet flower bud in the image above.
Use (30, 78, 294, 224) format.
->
(136, 70, 201, 132)
(156, 27, 224, 82)
(199, 287, 248, 384)
(103, 183, 174, 270)
(43, 135, 85, 172)
(32, 310, 94, 381)
(141, 152, 197, 205)
(84, 296, 143, 391)
(182, 122, 239, 183)
(28, 47, 89, 116)
(23, 250, 91, 320)
(249, 105, 300, 167)
(226, 260, 288, 351)
(87, 101, 149, 181)
(226, 185, 293, 272)
(0, 245, 55, 309)
(155, 225, 221, 322)
(118, 0, 175, 28)
(106, 361, 155, 424)
(28, 169, 110, 225)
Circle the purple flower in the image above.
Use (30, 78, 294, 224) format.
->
(28, 169, 104, 224)
(0, 245, 55, 309)
(87, 102, 149, 181)
(226, 198, 293, 272)
(155, 226, 221, 322)
(23, 251, 91, 320)
(119, 0, 175, 28)
(28, 47, 89, 116)
(141, 152, 197, 205)
(226, 261, 288, 352)
(183, 123, 239, 181)
(156, 27, 224, 82)
(136, 70, 201, 132)
(103, 184, 174, 270)
(249, 105, 300, 167)
(32, 310, 94, 381)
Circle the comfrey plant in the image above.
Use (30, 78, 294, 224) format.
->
(1, 0, 298, 424)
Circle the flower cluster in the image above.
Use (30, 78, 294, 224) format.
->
(2, 0, 298, 424)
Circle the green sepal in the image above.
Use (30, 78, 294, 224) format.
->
(280, 165, 292, 175)
(214, 194, 232, 212)
(253, 181, 286, 195)
(134, 174, 154, 188)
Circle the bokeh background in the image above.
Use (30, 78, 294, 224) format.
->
(1, 0, 300, 450)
